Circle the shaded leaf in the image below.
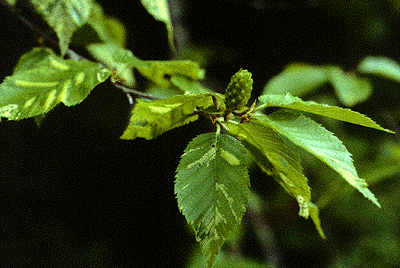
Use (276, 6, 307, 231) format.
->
(258, 93, 393, 133)
(112, 47, 205, 87)
(6, 0, 16, 5)
(263, 63, 329, 96)
(257, 111, 380, 207)
(0, 47, 111, 120)
(263, 63, 373, 106)
(140, 0, 175, 51)
(72, 2, 127, 47)
(86, 2, 127, 46)
(170, 75, 211, 94)
(175, 133, 250, 267)
(188, 248, 269, 268)
(120, 94, 217, 140)
(328, 66, 372, 106)
(358, 56, 400, 83)
(31, 0, 93, 55)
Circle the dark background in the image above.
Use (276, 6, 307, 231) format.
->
(1, 0, 400, 267)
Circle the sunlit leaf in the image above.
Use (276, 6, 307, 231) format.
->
(87, 43, 135, 87)
(225, 118, 326, 237)
(358, 56, 400, 83)
(0, 47, 111, 120)
(175, 133, 250, 267)
(258, 93, 393, 133)
(6, 0, 16, 5)
(257, 111, 381, 207)
(30, 0, 93, 55)
(224, 120, 310, 207)
(120, 93, 218, 140)
(140, 0, 175, 51)
(263, 63, 329, 96)
(327, 66, 373, 106)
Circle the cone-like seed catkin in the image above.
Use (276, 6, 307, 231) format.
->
(224, 69, 253, 111)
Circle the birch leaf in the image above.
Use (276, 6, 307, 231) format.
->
(0, 47, 111, 120)
(120, 94, 216, 140)
(256, 111, 381, 207)
(258, 93, 393, 133)
(30, 0, 93, 56)
(175, 133, 250, 267)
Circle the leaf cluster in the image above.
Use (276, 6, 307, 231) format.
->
(0, 1, 397, 267)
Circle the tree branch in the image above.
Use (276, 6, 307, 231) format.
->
(0, 0, 160, 101)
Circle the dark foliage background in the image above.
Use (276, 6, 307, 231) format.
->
(1, 0, 399, 267)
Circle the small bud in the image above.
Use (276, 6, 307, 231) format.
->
(224, 69, 253, 111)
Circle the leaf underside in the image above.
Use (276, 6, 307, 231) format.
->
(175, 133, 250, 267)
(0, 47, 111, 120)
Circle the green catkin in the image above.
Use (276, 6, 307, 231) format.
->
(224, 69, 253, 111)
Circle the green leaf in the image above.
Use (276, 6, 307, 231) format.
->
(112, 47, 205, 87)
(140, 0, 175, 51)
(256, 111, 381, 207)
(327, 66, 372, 106)
(175, 133, 251, 268)
(0, 47, 111, 120)
(357, 56, 400, 83)
(224, 118, 326, 238)
(120, 94, 217, 140)
(224, 119, 310, 202)
(86, 2, 127, 46)
(263, 63, 329, 96)
(258, 93, 393, 133)
(170, 75, 211, 94)
(257, 112, 380, 207)
(6, 0, 16, 5)
(72, 2, 127, 47)
(31, 0, 93, 56)
(87, 43, 135, 87)
(263, 63, 373, 106)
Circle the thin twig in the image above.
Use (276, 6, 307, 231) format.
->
(113, 82, 160, 100)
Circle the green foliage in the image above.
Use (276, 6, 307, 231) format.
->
(31, 0, 93, 56)
(140, 0, 174, 50)
(175, 132, 251, 267)
(120, 94, 218, 140)
(263, 56, 400, 106)
(255, 111, 380, 207)
(258, 93, 393, 133)
(0, 47, 110, 120)
(112, 45, 205, 87)
(0, 0, 398, 267)
(224, 117, 325, 238)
